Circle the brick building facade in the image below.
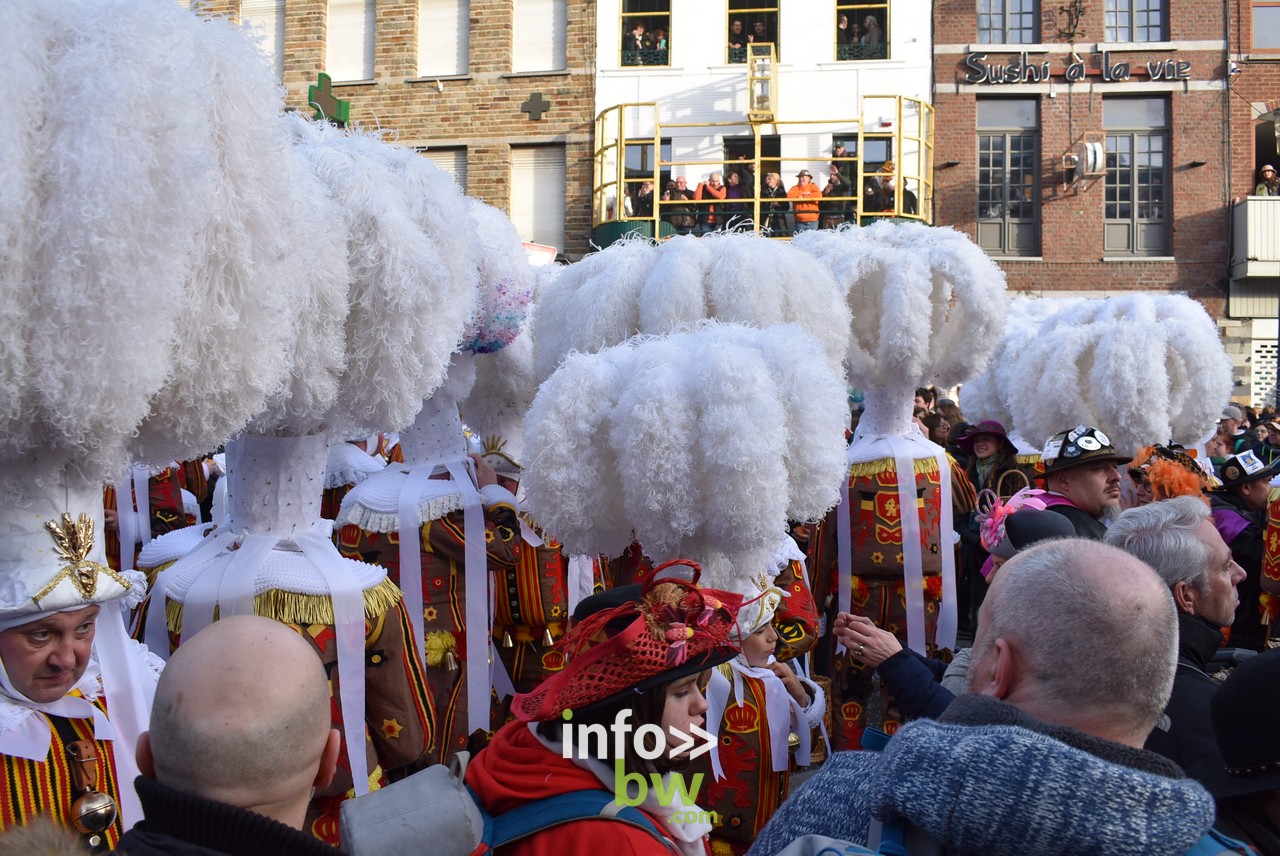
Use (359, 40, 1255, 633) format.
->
(929, 0, 1261, 396)
(195, 0, 597, 259)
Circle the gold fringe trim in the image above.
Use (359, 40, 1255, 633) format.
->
(848, 457, 941, 479)
(1015, 454, 1042, 465)
(166, 577, 403, 634)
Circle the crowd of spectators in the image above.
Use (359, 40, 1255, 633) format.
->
(625, 144, 920, 236)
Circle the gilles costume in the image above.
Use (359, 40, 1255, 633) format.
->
(0, 478, 160, 851)
(698, 579, 825, 855)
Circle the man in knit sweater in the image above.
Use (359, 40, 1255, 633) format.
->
(749, 539, 1218, 856)
(117, 615, 341, 855)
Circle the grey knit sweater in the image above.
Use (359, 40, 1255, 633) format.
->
(748, 694, 1216, 856)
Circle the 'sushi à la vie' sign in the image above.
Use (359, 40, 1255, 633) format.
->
(964, 50, 1192, 84)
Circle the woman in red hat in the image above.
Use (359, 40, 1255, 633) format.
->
(466, 564, 742, 855)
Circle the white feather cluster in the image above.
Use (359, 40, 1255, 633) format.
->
(0, 0, 341, 497)
(282, 116, 482, 435)
(792, 222, 1009, 436)
(461, 328, 536, 465)
(532, 232, 851, 382)
(1008, 294, 1232, 453)
(458, 198, 534, 355)
(522, 322, 849, 590)
(959, 296, 1079, 429)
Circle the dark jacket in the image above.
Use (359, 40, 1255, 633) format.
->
(877, 647, 955, 721)
(1044, 502, 1108, 540)
(116, 776, 338, 856)
(1145, 612, 1229, 794)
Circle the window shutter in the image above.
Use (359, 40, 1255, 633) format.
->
(242, 0, 286, 82)
(512, 0, 567, 72)
(420, 148, 468, 191)
(327, 0, 376, 82)
(418, 0, 469, 76)
(510, 146, 565, 252)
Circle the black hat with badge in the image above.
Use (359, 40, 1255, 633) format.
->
(1039, 425, 1132, 477)
(1214, 448, 1280, 491)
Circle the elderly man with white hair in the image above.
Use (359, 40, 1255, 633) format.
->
(1105, 496, 1247, 795)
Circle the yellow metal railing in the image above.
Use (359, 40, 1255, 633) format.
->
(592, 95, 934, 240)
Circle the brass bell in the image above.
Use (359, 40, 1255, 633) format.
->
(444, 651, 458, 671)
(541, 628, 554, 646)
(787, 732, 801, 751)
(71, 790, 117, 835)
(502, 631, 514, 649)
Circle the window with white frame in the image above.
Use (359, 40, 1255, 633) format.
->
(1104, 97, 1170, 256)
(327, 0, 375, 82)
(511, 146, 565, 251)
(1104, 0, 1165, 41)
(977, 0, 1038, 44)
(976, 99, 1039, 256)
(242, 0, 286, 82)
(419, 0, 469, 76)
(513, 0, 567, 73)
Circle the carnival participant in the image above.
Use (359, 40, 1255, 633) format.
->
(0, 480, 159, 851)
(1038, 426, 1131, 539)
(698, 580, 824, 855)
(467, 568, 742, 854)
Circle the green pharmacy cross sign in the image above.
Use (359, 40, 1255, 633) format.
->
(309, 72, 350, 126)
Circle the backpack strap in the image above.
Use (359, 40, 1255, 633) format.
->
(1180, 828, 1254, 855)
(470, 786, 679, 855)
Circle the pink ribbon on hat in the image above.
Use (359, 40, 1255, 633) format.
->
(976, 487, 1047, 553)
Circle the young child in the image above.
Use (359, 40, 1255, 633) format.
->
(697, 581, 826, 855)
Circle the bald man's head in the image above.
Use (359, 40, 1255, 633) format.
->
(967, 538, 1177, 745)
(144, 615, 337, 823)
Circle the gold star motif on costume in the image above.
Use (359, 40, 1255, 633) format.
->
(381, 719, 403, 739)
(424, 606, 438, 622)
(870, 551, 885, 565)
(895, 552, 904, 565)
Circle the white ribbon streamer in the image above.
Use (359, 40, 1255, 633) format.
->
(489, 639, 516, 702)
(835, 477, 852, 654)
(295, 532, 372, 797)
(143, 528, 241, 655)
(95, 601, 153, 829)
(395, 463, 436, 669)
(115, 476, 136, 576)
(704, 659, 811, 779)
(444, 460, 491, 736)
(566, 555, 596, 617)
(132, 467, 153, 547)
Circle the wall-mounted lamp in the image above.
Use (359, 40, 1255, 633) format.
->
(939, 160, 961, 169)
(1188, 160, 1208, 168)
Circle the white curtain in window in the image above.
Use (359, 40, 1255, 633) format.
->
(510, 146, 565, 252)
(242, 0, 286, 82)
(327, 0, 376, 82)
(418, 0, 470, 76)
(512, 0, 567, 72)
(420, 148, 468, 190)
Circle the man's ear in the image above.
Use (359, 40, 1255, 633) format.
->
(1171, 580, 1196, 615)
(136, 731, 156, 779)
(990, 637, 1018, 699)
(314, 728, 342, 790)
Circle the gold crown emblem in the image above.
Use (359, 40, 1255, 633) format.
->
(481, 434, 522, 470)
(33, 513, 128, 606)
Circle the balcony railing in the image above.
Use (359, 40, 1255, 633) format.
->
(1232, 195, 1280, 280)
